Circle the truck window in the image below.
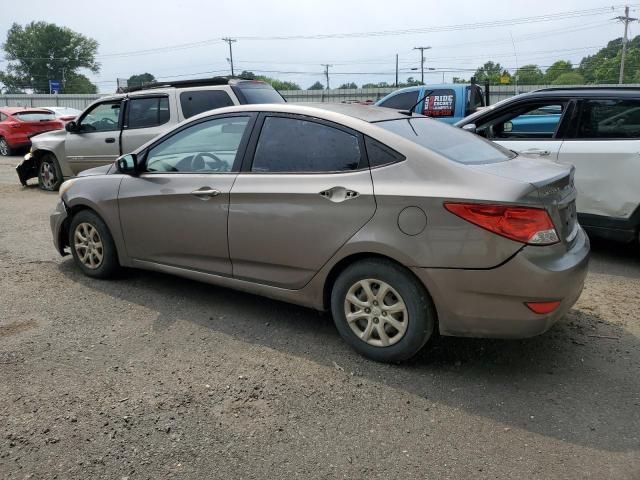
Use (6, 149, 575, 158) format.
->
(180, 90, 234, 119)
(466, 85, 484, 115)
(127, 97, 170, 129)
(422, 89, 455, 118)
(378, 91, 419, 111)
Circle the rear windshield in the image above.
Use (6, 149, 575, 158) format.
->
(377, 117, 515, 164)
(232, 82, 285, 104)
(13, 111, 57, 122)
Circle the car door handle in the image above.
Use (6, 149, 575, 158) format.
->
(319, 186, 359, 203)
(521, 148, 550, 156)
(191, 187, 221, 198)
(105, 137, 116, 144)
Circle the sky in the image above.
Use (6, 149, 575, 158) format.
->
(0, 0, 638, 92)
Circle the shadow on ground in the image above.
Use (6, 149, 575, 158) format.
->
(58, 245, 640, 455)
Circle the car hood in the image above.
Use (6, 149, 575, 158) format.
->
(77, 164, 113, 177)
(30, 128, 66, 145)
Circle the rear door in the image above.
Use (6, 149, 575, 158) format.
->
(473, 99, 573, 161)
(228, 113, 375, 289)
(65, 100, 123, 173)
(557, 97, 640, 220)
(118, 114, 254, 275)
(120, 94, 174, 153)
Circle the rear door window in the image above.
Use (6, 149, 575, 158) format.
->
(180, 90, 234, 119)
(422, 89, 456, 118)
(127, 96, 170, 129)
(251, 116, 362, 173)
(577, 99, 640, 139)
(378, 91, 419, 110)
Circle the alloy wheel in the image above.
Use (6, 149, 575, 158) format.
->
(343, 278, 409, 347)
(0, 139, 8, 156)
(73, 222, 104, 269)
(40, 161, 57, 190)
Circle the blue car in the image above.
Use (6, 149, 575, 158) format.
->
(376, 83, 486, 124)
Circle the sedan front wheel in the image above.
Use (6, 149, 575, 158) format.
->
(331, 258, 436, 362)
(69, 210, 120, 279)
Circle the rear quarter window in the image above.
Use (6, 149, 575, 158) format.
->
(180, 90, 234, 119)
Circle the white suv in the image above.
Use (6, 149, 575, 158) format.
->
(16, 78, 284, 190)
(456, 87, 640, 244)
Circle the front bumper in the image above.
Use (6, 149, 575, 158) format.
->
(16, 152, 38, 186)
(50, 200, 69, 256)
(413, 227, 590, 338)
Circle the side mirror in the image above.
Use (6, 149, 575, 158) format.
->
(462, 123, 477, 133)
(116, 153, 138, 174)
(65, 121, 78, 133)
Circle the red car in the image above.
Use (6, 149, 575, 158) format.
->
(0, 107, 64, 156)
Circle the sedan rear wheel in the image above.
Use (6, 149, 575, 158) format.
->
(0, 137, 12, 156)
(331, 258, 436, 362)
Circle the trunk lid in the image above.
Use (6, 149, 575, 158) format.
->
(469, 154, 578, 246)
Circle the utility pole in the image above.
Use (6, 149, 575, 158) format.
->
(395, 54, 399, 87)
(222, 37, 237, 76)
(615, 6, 638, 84)
(413, 46, 431, 84)
(321, 64, 332, 90)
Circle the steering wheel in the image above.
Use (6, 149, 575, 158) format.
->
(191, 152, 228, 172)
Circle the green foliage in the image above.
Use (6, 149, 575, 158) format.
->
(307, 81, 324, 90)
(237, 71, 300, 90)
(452, 77, 468, 84)
(362, 81, 391, 88)
(544, 60, 573, 83)
(515, 64, 544, 85)
(552, 72, 585, 85)
(399, 76, 422, 87)
(127, 73, 156, 88)
(338, 82, 358, 89)
(63, 72, 97, 94)
(0, 21, 99, 93)
(472, 61, 508, 84)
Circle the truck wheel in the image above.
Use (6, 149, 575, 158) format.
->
(0, 137, 13, 156)
(38, 153, 63, 191)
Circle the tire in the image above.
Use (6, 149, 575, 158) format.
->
(0, 137, 13, 156)
(37, 153, 63, 191)
(330, 258, 436, 363)
(68, 210, 120, 279)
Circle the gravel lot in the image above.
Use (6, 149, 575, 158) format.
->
(0, 154, 639, 479)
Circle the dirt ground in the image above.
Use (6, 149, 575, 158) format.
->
(0, 155, 639, 480)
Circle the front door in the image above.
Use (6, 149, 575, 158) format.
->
(118, 114, 254, 275)
(65, 100, 123, 173)
(228, 114, 376, 289)
(475, 100, 573, 161)
(558, 98, 640, 220)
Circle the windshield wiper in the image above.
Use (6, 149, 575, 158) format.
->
(400, 90, 433, 116)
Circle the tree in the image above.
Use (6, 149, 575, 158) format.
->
(235, 70, 299, 90)
(362, 81, 391, 88)
(398, 77, 422, 87)
(551, 72, 585, 85)
(63, 72, 97, 93)
(127, 73, 156, 88)
(0, 21, 99, 93)
(338, 82, 358, 89)
(452, 77, 468, 84)
(472, 61, 506, 84)
(308, 81, 324, 90)
(544, 60, 573, 83)
(514, 64, 544, 85)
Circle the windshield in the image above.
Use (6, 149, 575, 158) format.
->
(232, 82, 286, 104)
(377, 117, 515, 165)
(13, 111, 57, 122)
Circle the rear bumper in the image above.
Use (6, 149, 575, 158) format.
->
(413, 227, 590, 338)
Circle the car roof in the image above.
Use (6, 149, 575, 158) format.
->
(526, 87, 640, 98)
(188, 102, 421, 124)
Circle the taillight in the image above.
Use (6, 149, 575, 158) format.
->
(525, 301, 561, 314)
(444, 202, 559, 245)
